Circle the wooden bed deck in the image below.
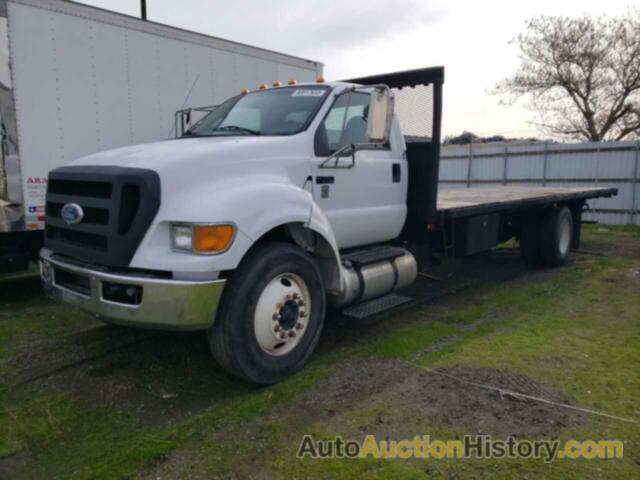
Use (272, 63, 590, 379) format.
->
(436, 186, 618, 219)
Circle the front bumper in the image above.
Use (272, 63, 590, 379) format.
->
(39, 249, 225, 330)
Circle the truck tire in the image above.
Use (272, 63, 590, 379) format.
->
(208, 242, 326, 384)
(570, 208, 582, 249)
(519, 216, 541, 265)
(539, 207, 573, 267)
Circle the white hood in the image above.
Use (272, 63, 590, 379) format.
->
(67, 134, 313, 194)
(70, 135, 304, 172)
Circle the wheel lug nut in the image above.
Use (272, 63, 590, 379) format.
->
(286, 294, 293, 301)
(274, 325, 282, 332)
(272, 313, 280, 321)
(292, 293, 300, 299)
(299, 310, 307, 318)
(296, 322, 303, 330)
(280, 332, 287, 339)
(276, 302, 283, 309)
(298, 300, 305, 307)
(288, 331, 296, 338)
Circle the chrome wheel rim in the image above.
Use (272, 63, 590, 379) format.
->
(254, 273, 310, 356)
(559, 216, 571, 256)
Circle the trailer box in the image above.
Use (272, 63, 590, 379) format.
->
(0, 0, 322, 271)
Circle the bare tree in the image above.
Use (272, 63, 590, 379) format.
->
(495, 11, 640, 142)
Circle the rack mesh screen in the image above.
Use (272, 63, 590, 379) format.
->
(392, 83, 434, 142)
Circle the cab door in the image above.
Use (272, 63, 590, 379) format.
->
(312, 91, 406, 249)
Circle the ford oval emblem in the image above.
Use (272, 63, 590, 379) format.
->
(61, 203, 84, 225)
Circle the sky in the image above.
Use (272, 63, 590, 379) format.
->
(78, 0, 633, 139)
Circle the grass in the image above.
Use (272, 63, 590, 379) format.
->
(414, 255, 640, 479)
(1, 226, 639, 478)
(582, 223, 640, 238)
(1, 392, 178, 478)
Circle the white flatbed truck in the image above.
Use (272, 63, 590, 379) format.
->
(40, 67, 616, 384)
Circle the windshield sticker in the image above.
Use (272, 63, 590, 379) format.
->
(292, 89, 325, 97)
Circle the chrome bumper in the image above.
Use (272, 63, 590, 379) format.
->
(39, 249, 225, 330)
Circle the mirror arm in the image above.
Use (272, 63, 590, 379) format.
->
(320, 143, 357, 169)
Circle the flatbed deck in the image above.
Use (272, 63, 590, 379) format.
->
(437, 187, 618, 219)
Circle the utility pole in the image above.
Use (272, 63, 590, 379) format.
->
(141, 0, 147, 20)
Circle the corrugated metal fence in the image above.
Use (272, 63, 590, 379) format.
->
(439, 140, 640, 225)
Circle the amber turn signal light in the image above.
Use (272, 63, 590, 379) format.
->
(193, 225, 235, 253)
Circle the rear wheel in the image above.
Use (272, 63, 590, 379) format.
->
(539, 207, 573, 267)
(208, 242, 325, 384)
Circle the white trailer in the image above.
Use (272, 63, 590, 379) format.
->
(0, 0, 322, 272)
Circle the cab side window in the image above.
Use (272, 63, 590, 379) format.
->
(315, 92, 370, 156)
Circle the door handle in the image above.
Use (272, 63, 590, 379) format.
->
(392, 163, 401, 183)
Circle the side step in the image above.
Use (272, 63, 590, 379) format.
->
(342, 293, 413, 319)
(341, 246, 407, 267)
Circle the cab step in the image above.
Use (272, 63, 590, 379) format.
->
(341, 245, 407, 267)
(342, 293, 413, 319)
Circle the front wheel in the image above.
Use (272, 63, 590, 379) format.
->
(208, 242, 326, 384)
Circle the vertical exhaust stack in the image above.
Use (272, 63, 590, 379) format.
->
(140, 0, 147, 20)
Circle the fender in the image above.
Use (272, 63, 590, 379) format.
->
(306, 202, 344, 292)
(240, 184, 343, 293)
(130, 178, 344, 293)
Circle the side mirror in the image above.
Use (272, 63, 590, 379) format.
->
(366, 89, 394, 143)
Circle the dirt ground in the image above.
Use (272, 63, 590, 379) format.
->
(304, 360, 582, 438)
(140, 359, 585, 480)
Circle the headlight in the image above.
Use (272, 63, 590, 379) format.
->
(172, 224, 194, 251)
(171, 223, 235, 254)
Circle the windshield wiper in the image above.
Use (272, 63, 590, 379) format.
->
(213, 125, 261, 135)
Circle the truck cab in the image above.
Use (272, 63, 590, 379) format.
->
(40, 71, 440, 384)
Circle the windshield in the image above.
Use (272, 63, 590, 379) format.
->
(185, 85, 330, 137)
